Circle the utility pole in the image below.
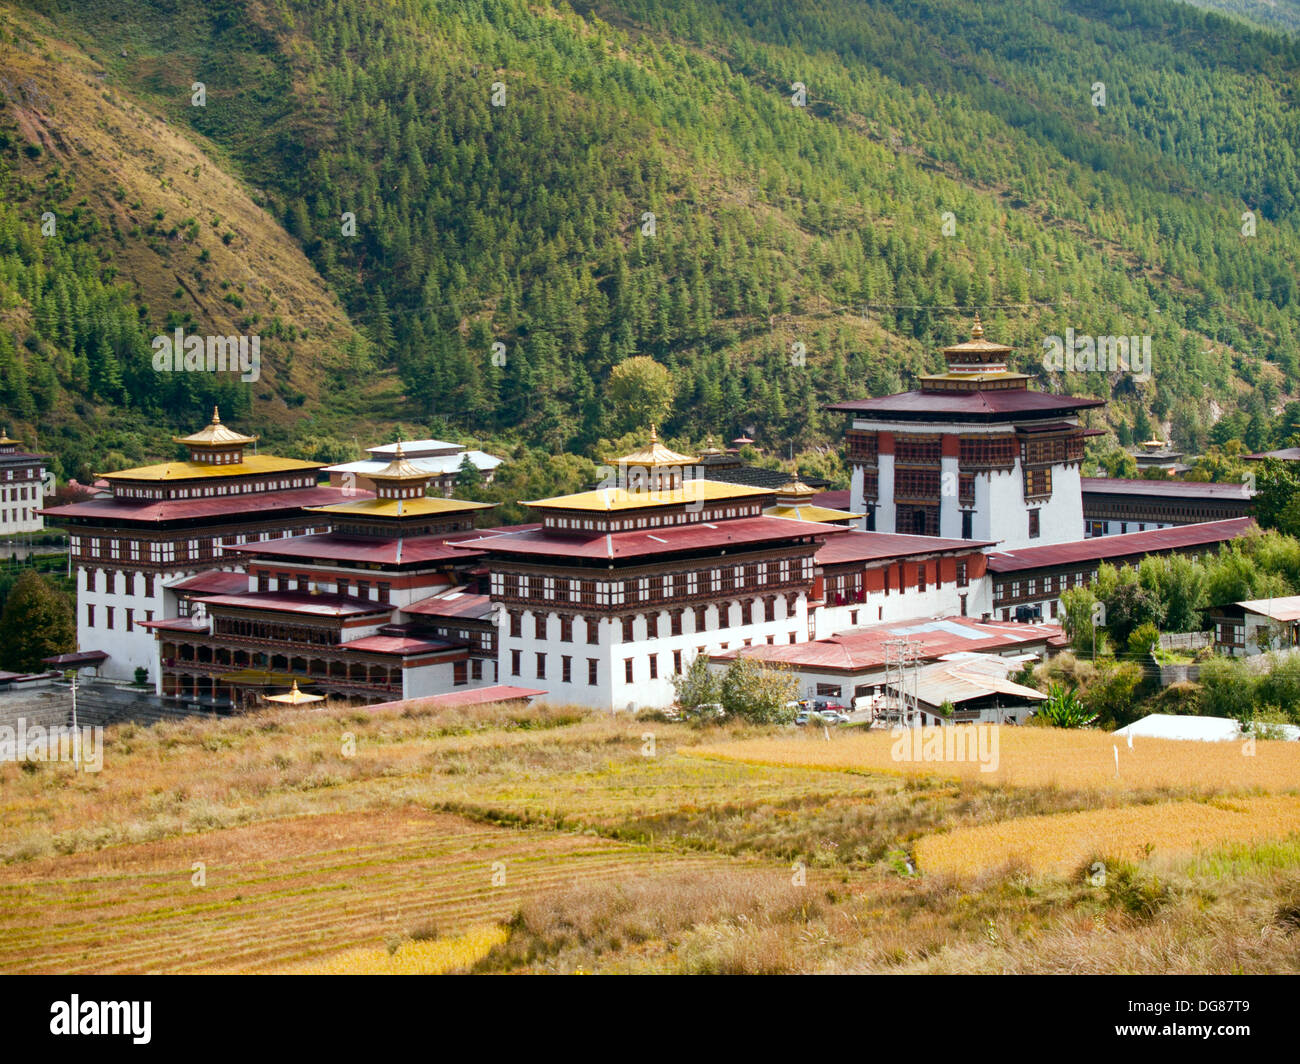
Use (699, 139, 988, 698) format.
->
(65, 670, 80, 772)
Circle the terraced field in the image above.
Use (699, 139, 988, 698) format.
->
(0, 807, 757, 974)
(4, 699, 1299, 973)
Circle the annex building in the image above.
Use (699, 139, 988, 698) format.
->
(0, 429, 49, 535)
(39, 409, 358, 682)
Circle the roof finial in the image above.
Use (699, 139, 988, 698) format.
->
(971, 312, 984, 340)
(649, 424, 658, 444)
(211, 406, 221, 424)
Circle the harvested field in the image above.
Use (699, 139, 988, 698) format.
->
(0, 806, 745, 974)
(915, 795, 1300, 875)
(684, 727, 1300, 794)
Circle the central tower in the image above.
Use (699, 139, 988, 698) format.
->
(828, 315, 1104, 550)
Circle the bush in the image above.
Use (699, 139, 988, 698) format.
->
(672, 654, 720, 710)
(1127, 622, 1160, 659)
(718, 657, 798, 724)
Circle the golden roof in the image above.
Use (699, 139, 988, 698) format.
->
(941, 312, 1013, 357)
(173, 407, 259, 448)
(0, 428, 17, 446)
(369, 440, 433, 482)
(614, 426, 698, 467)
(765, 504, 864, 523)
(306, 496, 492, 518)
(263, 679, 325, 705)
(529, 480, 771, 513)
(775, 473, 817, 499)
(100, 454, 323, 481)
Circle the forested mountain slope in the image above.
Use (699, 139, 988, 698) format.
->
(4, 0, 1300, 478)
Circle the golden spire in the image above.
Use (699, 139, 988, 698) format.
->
(173, 407, 256, 447)
(649, 425, 658, 444)
(971, 312, 984, 340)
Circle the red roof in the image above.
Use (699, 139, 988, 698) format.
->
(199, 592, 393, 617)
(366, 685, 547, 712)
(827, 390, 1103, 420)
(1016, 421, 1077, 434)
(1081, 477, 1255, 501)
(141, 616, 209, 632)
(711, 616, 1063, 674)
(985, 518, 1256, 573)
(40, 485, 365, 524)
(456, 516, 843, 562)
(228, 530, 486, 565)
(405, 591, 494, 620)
(816, 529, 992, 566)
(168, 570, 249, 594)
(42, 650, 109, 666)
(342, 635, 461, 656)
(811, 489, 851, 510)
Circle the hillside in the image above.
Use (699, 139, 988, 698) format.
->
(1182, 0, 1300, 33)
(5, 0, 1300, 477)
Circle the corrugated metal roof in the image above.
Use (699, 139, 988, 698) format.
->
(985, 518, 1255, 573)
(712, 615, 1061, 673)
(228, 531, 486, 565)
(1236, 595, 1300, 622)
(200, 592, 392, 617)
(1082, 477, 1255, 501)
(327, 449, 503, 475)
(816, 529, 991, 565)
(342, 635, 460, 656)
(405, 590, 494, 620)
(827, 390, 1103, 418)
(40, 485, 363, 523)
(166, 570, 249, 594)
(367, 685, 547, 712)
(460, 515, 841, 561)
(897, 656, 1048, 707)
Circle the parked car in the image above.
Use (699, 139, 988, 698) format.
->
(794, 711, 811, 726)
(814, 709, 851, 725)
(813, 699, 848, 714)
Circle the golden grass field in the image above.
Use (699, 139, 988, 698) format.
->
(3, 699, 1300, 973)
(684, 727, 1300, 793)
(914, 795, 1300, 876)
(279, 925, 510, 975)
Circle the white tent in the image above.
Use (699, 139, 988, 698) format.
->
(1113, 713, 1299, 742)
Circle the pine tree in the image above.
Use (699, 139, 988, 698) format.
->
(0, 570, 75, 673)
